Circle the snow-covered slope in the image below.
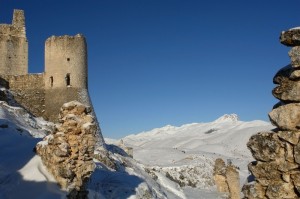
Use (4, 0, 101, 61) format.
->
(0, 101, 65, 199)
(111, 114, 274, 198)
(0, 101, 274, 199)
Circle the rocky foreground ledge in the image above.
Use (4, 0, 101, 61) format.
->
(36, 101, 97, 198)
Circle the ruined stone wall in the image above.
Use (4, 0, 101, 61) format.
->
(0, 10, 28, 75)
(243, 28, 300, 199)
(0, 74, 45, 117)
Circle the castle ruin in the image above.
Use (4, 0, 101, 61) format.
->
(0, 9, 93, 121)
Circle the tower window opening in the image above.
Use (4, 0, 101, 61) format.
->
(67, 58, 70, 61)
(66, 73, 71, 86)
(50, 76, 53, 87)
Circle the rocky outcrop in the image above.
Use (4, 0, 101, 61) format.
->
(213, 158, 240, 199)
(243, 27, 300, 198)
(36, 101, 97, 198)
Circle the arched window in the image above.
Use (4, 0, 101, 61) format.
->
(65, 73, 70, 86)
(50, 76, 53, 87)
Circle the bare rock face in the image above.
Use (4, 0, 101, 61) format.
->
(243, 27, 300, 199)
(36, 101, 97, 197)
(247, 132, 282, 162)
(273, 77, 300, 101)
(269, 103, 300, 130)
(266, 181, 297, 199)
(213, 158, 240, 199)
(278, 130, 300, 145)
(280, 29, 300, 47)
(242, 183, 266, 199)
(289, 47, 300, 68)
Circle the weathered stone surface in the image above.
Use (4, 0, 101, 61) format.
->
(278, 131, 300, 145)
(291, 172, 300, 186)
(272, 64, 300, 101)
(247, 132, 282, 162)
(289, 47, 300, 68)
(242, 183, 266, 199)
(285, 142, 295, 163)
(282, 173, 291, 183)
(272, 77, 300, 101)
(214, 158, 226, 175)
(36, 101, 97, 196)
(290, 70, 300, 79)
(213, 158, 228, 193)
(213, 174, 229, 193)
(294, 142, 300, 164)
(248, 161, 281, 186)
(243, 27, 300, 199)
(266, 181, 297, 199)
(278, 160, 298, 172)
(225, 165, 240, 199)
(269, 103, 300, 130)
(280, 29, 300, 46)
(273, 65, 293, 84)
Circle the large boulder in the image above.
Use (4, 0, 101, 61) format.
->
(269, 103, 300, 131)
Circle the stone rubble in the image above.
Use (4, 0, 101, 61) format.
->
(243, 28, 300, 198)
(36, 101, 97, 198)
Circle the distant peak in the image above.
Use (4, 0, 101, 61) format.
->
(213, 114, 239, 123)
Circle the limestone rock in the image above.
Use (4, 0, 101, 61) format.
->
(225, 165, 240, 199)
(273, 65, 293, 84)
(272, 64, 300, 101)
(36, 101, 97, 196)
(213, 158, 240, 198)
(242, 183, 266, 199)
(213, 174, 229, 193)
(289, 47, 300, 68)
(247, 132, 282, 162)
(290, 70, 300, 79)
(278, 130, 300, 145)
(280, 29, 300, 46)
(272, 77, 300, 102)
(294, 142, 300, 164)
(213, 158, 228, 193)
(248, 161, 281, 186)
(269, 103, 300, 130)
(266, 181, 297, 199)
(214, 158, 226, 175)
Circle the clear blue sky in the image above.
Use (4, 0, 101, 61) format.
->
(0, 1, 299, 138)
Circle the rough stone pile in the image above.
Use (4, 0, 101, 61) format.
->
(36, 101, 97, 197)
(242, 28, 300, 198)
(214, 158, 240, 199)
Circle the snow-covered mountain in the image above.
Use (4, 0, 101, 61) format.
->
(107, 114, 275, 198)
(0, 100, 275, 199)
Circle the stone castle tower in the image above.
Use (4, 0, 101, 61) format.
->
(0, 9, 104, 146)
(43, 35, 90, 121)
(0, 10, 28, 75)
